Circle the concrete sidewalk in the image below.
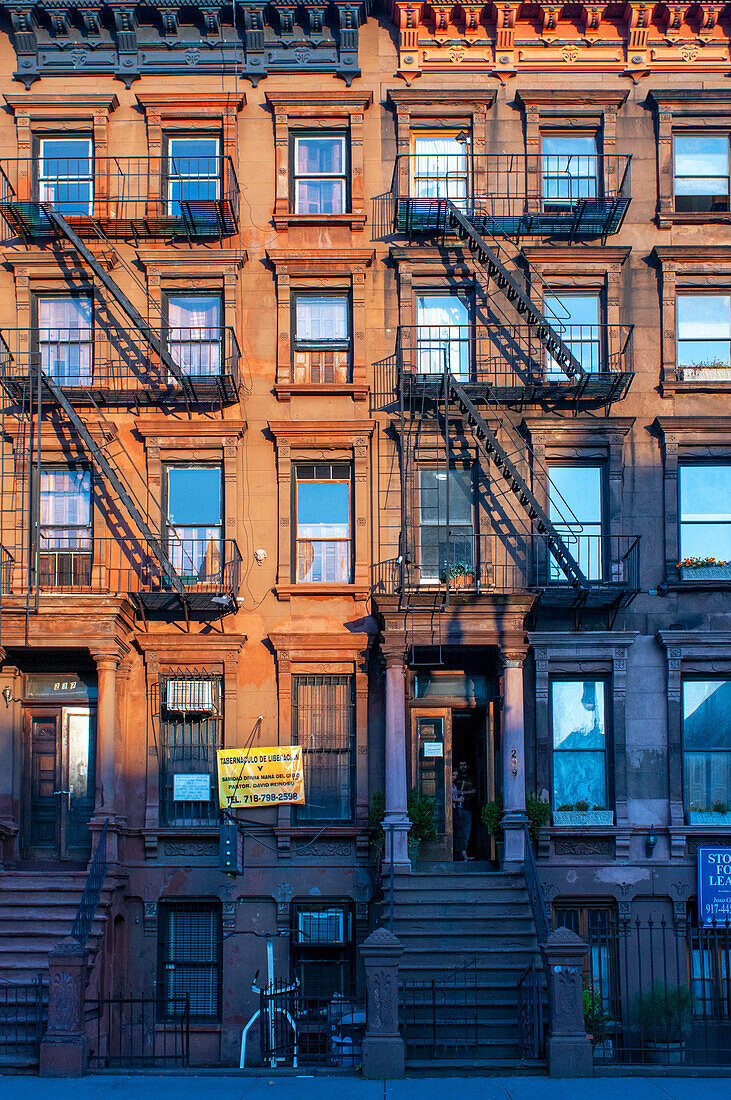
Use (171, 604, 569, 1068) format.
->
(1, 1077, 730, 1100)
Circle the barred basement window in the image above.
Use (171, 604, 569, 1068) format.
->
(554, 903, 618, 1016)
(291, 901, 355, 1000)
(158, 673, 222, 827)
(292, 674, 355, 824)
(157, 901, 221, 1022)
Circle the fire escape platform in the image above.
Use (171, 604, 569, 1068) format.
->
(0, 200, 238, 244)
(401, 371, 633, 411)
(395, 197, 631, 241)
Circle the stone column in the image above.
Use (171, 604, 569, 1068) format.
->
(40, 937, 89, 1077)
(501, 649, 527, 867)
(360, 927, 405, 1078)
(92, 650, 119, 816)
(540, 927, 593, 1078)
(383, 651, 411, 870)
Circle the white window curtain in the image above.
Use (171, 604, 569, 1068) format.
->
(169, 297, 221, 377)
(295, 297, 348, 342)
(39, 469, 91, 550)
(416, 295, 470, 379)
(413, 136, 468, 209)
(38, 297, 92, 385)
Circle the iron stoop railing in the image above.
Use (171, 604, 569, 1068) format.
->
(517, 824, 549, 1061)
(0, 975, 46, 1066)
(70, 818, 108, 948)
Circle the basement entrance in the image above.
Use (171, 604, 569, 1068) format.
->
(409, 667, 500, 863)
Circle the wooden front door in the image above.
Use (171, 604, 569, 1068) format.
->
(24, 706, 96, 860)
(411, 708, 452, 861)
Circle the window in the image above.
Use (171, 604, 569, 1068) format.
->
(548, 464, 604, 581)
(294, 464, 351, 583)
(677, 294, 731, 373)
(38, 136, 93, 216)
(292, 674, 355, 824)
(411, 131, 469, 209)
(164, 465, 223, 583)
(551, 680, 608, 808)
(417, 466, 474, 584)
(683, 680, 731, 814)
(293, 295, 350, 384)
(38, 467, 92, 587)
(167, 136, 221, 216)
(37, 296, 93, 386)
(293, 135, 347, 215)
(688, 904, 731, 1018)
(542, 132, 598, 206)
(553, 904, 617, 1016)
(544, 294, 601, 376)
(159, 675, 222, 826)
(415, 294, 470, 380)
(291, 901, 355, 1000)
(679, 465, 731, 564)
(674, 134, 730, 213)
(158, 901, 221, 1021)
(166, 295, 222, 377)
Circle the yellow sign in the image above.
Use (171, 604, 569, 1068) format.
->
(216, 746, 305, 808)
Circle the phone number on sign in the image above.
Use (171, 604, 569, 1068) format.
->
(241, 791, 300, 803)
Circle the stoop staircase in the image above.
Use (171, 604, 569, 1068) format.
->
(0, 870, 114, 1066)
(390, 865, 547, 1072)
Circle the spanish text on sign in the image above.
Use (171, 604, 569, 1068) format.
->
(216, 745, 305, 808)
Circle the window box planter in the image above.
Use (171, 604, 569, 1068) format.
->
(688, 811, 731, 826)
(552, 809, 614, 826)
(680, 564, 731, 581)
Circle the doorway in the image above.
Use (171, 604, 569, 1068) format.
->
(410, 700, 499, 862)
(23, 706, 96, 860)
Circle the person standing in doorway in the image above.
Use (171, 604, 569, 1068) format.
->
(453, 759, 476, 861)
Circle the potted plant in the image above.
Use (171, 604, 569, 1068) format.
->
(633, 983, 692, 1065)
(481, 794, 504, 865)
(526, 792, 551, 845)
(368, 791, 386, 870)
(688, 799, 731, 825)
(679, 556, 731, 581)
(444, 560, 475, 589)
(680, 357, 731, 381)
(553, 800, 614, 826)
(583, 979, 614, 1059)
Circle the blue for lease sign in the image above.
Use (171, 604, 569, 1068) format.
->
(697, 848, 731, 927)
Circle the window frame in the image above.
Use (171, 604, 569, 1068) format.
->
(31, 291, 94, 387)
(553, 901, 619, 1017)
(540, 129, 601, 208)
(678, 461, 731, 568)
(672, 131, 731, 214)
(409, 127, 472, 208)
(158, 673, 223, 828)
(675, 292, 731, 373)
(549, 676, 613, 810)
(163, 132, 222, 217)
(35, 464, 93, 588)
(34, 132, 94, 216)
(547, 460, 607, 583)
(291, 673, 356, 826)
(415, 462, 475, 585)
(162, 462, 224, 583)
(544, 291, 604, 376)
(161, 290, 224, 379)
(290, 132, 349, 216)
(291, 291, 352, 385)
(292, 462, 353, 586)
(681, 677, 731, 816)
(413, 289, 473, 380)
(290, 898, 356, 1000)
(157, 900, 222, 1023)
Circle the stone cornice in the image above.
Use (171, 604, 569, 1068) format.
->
(136, 249, 247, 273)
(657, 631, 731, 653)
(264, 92, 372, 113)
(3, 94, 119, 117)
(136, 94, 245, 117)
(522, 416, 635, 438)
(653, 246, 731, 267)
(269, 420, 375, 444)
(136, 419, 246, 442)
(522, 246, 631, 267)
(136, 633, 246, 663)
(517, 89, 629, 112)
(653, 416, 731, 435)
(266, 249, 374, 276)
(269, 630, 375, 658)
(387, 89, 497, 110)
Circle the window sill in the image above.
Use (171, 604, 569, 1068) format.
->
(273, 213, 367, 231)
(275, 382, 369, 403)
(659, 211, 731, 228)
(664, 579, 731, 592)
(662, 380, 731, 395)
(276, 582, 370, 601)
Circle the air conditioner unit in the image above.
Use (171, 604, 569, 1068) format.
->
(297, 909, 346, 945)
(165, 679, 216, 713)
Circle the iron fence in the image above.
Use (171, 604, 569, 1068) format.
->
(70, 818, 108, 947)
(259, 979, 365, 1067)
(517, 959, 545, 1060)
(583, 917, 731, 1066)
(87, 994, 190, 1068)
(401, 956, 482, 1060)
(0, 975, 46, 1064)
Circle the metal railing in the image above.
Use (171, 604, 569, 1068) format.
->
(401, 956, 480, 1060)
(392, 152, 632, 237)
(517, 959, 545, 1060)
(259, 979, 365, 1067)
(372, 532, 640, 599)
(523, 822, 550, 945)
(0, 974, 46, 1064)
(70, 819, 108, 948)
(579, 917, 731, 1066)
(0, 326, 240, 405)
(396, 323, 634, 398)
(0, 156, 239, 240)
(87, 994, 190, 1068)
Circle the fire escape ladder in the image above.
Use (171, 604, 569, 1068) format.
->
(40, 207, 194, 403)
(445, 374, 590, 591)
(37, 370, 187, 603)
(441, 200, 586, 384)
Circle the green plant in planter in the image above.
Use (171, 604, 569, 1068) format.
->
(526, 792, 551, 843)
(368, 791, 386, 863)
(633, 984, 692, 1044)
(481, 794, 504, 838)
(583, 980, 612, 1045)
(713, 800, 730, 814)
(557, 802, 575, 812)
(575, 798, 591, 812)
(407, 787, 437, 852)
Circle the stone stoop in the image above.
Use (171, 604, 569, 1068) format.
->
(0, 870, 117, 1066)
(390, 865, 547, 1070)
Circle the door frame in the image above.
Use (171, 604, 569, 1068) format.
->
(22, 704, 96, 861)
(410, 706, 452, 861)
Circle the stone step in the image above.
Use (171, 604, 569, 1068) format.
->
(392, 901, 533, 919)
(393, 913, 536, 931)
(405, 1058, 546, 1075)
(392, 886, 531, 904)
(0, 918, 105, 936)
(406, 1041, 522, 1060)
